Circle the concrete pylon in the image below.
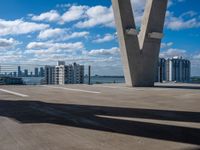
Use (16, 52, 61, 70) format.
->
(112, 0, 168, 87)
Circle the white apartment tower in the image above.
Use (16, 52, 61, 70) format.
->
(55, 65, 65, 85)
(157, 57, 191, 83)
(166, 57, 191, 82)
(45, 62, 84, 85)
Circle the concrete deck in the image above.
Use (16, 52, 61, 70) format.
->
(0, 83, 200, 150)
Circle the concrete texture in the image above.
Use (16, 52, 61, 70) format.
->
(0, 83, 200, 150)
(112, 0, 168, 87)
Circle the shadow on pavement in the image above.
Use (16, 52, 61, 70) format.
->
(0, 100, 200, 145)
(155, 84, 200, 90)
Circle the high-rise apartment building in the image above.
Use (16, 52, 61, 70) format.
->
(45, 66, 55, 84)
(157, 57, 191, 83)
(73, 63, 84, 84)
(65, 65, 74, 84)
(156, 58, 166, 82)
(18, 66, 22, 77)
(13, 72, 17, 77)
(55, 65, 65, 85)
(39, 67, 45, 77)
(24, 69, 28, 77)
(45, 62, 84, 85)
(34, 68, 39, 77)
(57, 61, 65, 66)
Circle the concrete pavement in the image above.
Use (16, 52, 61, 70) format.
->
(0, 83, 200, 150)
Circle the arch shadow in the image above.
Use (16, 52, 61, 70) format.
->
(0, 100, 200, 145)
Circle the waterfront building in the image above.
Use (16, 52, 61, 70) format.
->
(34, 68, 39, 77)
(18, 66, 22, 77)
(57, 61, 65, 66)
(65, 65, 74, 84)
(73, 63, 84, 84)
(157, 57, 191, 83)
(13, 72, 17, 77)
(55, 65, 65, 85)
(45, 66, 55, 84)
(45, 62, 84, 85)
(24, 69, 28, 77)
(156, 58, 166, 82)
(39, 67, 45, 77)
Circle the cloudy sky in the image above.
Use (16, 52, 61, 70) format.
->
(0, 0, 199, 76)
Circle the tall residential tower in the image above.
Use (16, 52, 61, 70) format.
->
(45, 62, 84, 85)
(157, 57, 191, 83)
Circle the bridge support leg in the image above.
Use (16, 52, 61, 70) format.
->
(112, 0, 168, 87)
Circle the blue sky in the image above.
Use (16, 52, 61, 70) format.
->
(0, 0, 199, 76)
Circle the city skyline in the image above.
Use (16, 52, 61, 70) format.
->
(0, 0, 199, 76)
(0, 65, 45, 77)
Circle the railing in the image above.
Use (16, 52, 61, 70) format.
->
(0, 64, 125, 85)
(0, 64, 45, 85)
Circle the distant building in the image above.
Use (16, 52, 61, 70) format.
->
(55, 65, 65, 85)
(34, 68, 39, 77)
(65, 65, 74, 84)
(39, 67, 45, 77)
(13, 72, 17, 77)
(24, 69, 28, 77)
(166, 57, 191, 82)
(45, 62, 84, 85)
(156, 58, 166, 82)
(45, 66, 55, 84)
(73, 63, 84, 84)
(57, 61, 65, 66)
(8, 72, 13, 77)
(18, 66, 22, 77)
(157, 57, 191, 83)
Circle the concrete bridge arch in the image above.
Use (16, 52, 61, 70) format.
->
(112, 0, 168, 87)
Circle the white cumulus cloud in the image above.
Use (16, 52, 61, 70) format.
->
(0, 19, 49, 36)
(165, 11, 200, 30)
(161, 42, 174, 49)
(61, 5, 88, 23)
(31, 10, 60, 22)
(75, 6, 114, 28)
(26, 41, 84, 56)
(88, 47, 119, 56)
(0, 38, 21, 49)
(160, 48, 187, 58)
(93, 34, 115, 43)
(38, 28, 65, 39)
(37, 28, 89, 41)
